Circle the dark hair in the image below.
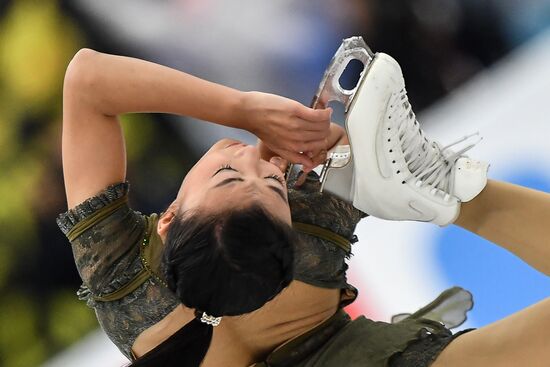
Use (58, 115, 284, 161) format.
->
(164, 203, 295, 316)
(130, 203, 295, 367)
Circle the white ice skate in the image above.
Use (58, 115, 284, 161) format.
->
(314, 37, 489, 226)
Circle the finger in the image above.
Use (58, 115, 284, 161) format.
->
(287, 138, 326, 154)
(295, 106, 333, 123)
(274, 149, 314, 169)
(289, 115, 331, 133)
(310, 149, 328, 167)
(294, 170, 308, 187)
(290, 129, 328, 142)
(301, 149, 327, 173)
(295, 139, 328, 153)
(269, 156, 289, 173)
(297, 117, 331, 133)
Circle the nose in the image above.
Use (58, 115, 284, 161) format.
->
(234, 144, 261, 160)
(233, 144, 262, 174)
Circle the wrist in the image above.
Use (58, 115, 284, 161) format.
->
(227, 91, 253, 132)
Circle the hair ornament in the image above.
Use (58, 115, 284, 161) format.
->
(200, 312, 222, 327)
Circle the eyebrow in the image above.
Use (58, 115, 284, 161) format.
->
(214, 177, 244, 188)
(213, 177, 287, 202)
(267, 185, 287, 202)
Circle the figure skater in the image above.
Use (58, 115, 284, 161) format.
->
(57, 41, 550, 367)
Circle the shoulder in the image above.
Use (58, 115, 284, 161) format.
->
(57, 181, 130, 238)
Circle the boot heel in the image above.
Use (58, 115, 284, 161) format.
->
(320, 145, 355, 202)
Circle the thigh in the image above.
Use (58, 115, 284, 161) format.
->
(432, 297, 550, 367)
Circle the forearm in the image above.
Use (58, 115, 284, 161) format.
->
(455, 179, 550, 276)
(67, 48, 246, 128)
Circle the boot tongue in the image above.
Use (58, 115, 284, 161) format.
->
(453, 157, 490, 202)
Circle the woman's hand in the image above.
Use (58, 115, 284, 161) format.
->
(240, 91, 332, 169)
(258, 122, 349, 185)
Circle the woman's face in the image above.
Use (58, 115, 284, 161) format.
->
(175, 139, 291, 224)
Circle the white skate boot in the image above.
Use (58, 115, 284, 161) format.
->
(314, 37, 489, 226)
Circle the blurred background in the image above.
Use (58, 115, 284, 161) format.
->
(0, 0, 549, 366)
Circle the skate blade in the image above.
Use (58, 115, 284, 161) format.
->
(311, 36, 375, 112)
(286, 36, 375, 185)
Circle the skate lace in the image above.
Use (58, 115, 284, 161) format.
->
(389, 89, 481, 199)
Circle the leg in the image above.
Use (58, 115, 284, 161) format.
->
(455, 179, 550, 276)
(432, 296, 550, 367)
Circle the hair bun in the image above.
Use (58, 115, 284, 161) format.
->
(163, 204, 295, 317)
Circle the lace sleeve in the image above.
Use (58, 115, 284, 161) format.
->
(56, 182, 145, 298)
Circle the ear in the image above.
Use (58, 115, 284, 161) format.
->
(157, 204, 179, 241)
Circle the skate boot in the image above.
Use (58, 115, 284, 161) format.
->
(315, 37, 489, 226)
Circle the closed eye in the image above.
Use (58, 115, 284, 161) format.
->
(212, 177, 287, 202)
(264, 174, 284, 185)
(210, 164, 286, 201)
(212, 164, 238, 177)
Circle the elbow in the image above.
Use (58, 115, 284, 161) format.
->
(63, 48, 100, 100)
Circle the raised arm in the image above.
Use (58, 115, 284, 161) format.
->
(62, 49, 331, 208)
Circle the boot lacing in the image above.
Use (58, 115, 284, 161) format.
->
(387, 89, 482, 201)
